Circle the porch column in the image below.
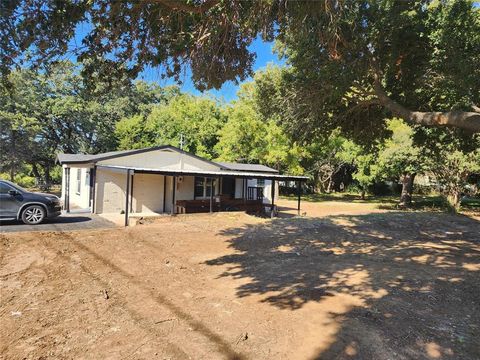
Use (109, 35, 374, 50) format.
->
(91, 166, 96, 214)
(209, 177, 214, 213)
(243, 178, 247, 205)
(130, 171, 134, 213)
(171, 176, 176, 215)
(163, 175, 166, 213)
(65, 167, 70, 213)
(297, 180, 302, 216)
(270, 178, 275, 218)
(124, 169, 131, 227)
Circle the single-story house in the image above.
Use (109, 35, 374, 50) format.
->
(57, 145, 307, 225)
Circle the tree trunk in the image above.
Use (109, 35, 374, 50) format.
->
(326, 177, 333, 193)
(360, 189, 366, 200)
(10, 128, 16, 181)
(447, 191, 461, 211)
(400, 173, 416, 206)
(31, 163, 41, 182)
(41, 163, 51, 190)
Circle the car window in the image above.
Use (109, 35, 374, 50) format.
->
(0, 182, 14, 194)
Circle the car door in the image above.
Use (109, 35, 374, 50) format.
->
(0, 182, 22, 218)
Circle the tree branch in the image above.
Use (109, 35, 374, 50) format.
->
(146, 0, 220, 14)
(373, 77, 480, 133)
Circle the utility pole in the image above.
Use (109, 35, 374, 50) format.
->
(179, 134, 184, 150)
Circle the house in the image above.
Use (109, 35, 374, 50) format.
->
(57, 145, 307, 225)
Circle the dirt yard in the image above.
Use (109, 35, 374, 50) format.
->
(1, 199, 479, 359)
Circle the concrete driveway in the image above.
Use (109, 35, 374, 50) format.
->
(0, 211, 118, 233)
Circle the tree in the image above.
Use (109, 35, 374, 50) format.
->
(0, 62, 168, 183)
(433, 149, 480, 209)
(116, 94, 226, 159)
(3, 1, 479, 132)
(415, 128, 480, 209)
(215, 83, 305, 174)
(375, 119, 426, 206)
(215, 86, 270, 164)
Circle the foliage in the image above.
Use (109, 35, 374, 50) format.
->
(4, 0, 479, 132)
(0, 62, 168, 183)
(116, 94, 226, 159)
(215, 82, 305, 174)
(375, 119, 426, 180)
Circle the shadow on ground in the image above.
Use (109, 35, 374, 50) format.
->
(206, 212, 480, 359)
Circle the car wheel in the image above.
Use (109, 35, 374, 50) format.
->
(21, 205, 46, 225)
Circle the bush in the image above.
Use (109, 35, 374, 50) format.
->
(0, 172, 36, 189)
(14, 174, 36, 188)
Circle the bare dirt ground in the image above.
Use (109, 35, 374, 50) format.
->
(1, 199, 479, 360)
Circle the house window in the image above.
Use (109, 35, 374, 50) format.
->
(257, 179, 265, 187)
(194, 177, 215, 198)
(76, 168, 81, 194)
(194, 177, 205, 198)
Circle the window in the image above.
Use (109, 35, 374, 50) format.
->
(0, 182, 14, 194)
(194, 177, 205, 198)
(76, 168, 81, 194)
(194, 177, 215, 198)
(257, 179, 265, 187)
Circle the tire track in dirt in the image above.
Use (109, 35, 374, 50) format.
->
(41, 226, 245, 360)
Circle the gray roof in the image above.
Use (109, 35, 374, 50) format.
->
(217, 162, 278, 174)
(98, 164, 307, 181)
(57, 146, 279, 175)
(57, 149, 140, 164)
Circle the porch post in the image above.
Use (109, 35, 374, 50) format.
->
(297, 180, 301, 216)
(130, 171, 134, 213)
(91, 166, 96, 214)
(65, 167, 70, 213)
(125, 169, 131, 227)
(271, 178, 275, 218)
(243, 178, 247, 205)
(209, 177, 213, 213)
(163, 175, 166, 213)
(171, 176, 176, 215)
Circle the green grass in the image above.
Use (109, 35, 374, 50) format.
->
(281, 193, 480, 214)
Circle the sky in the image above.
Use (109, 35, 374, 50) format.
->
(69, 22, 283, 102)
(137, 38, 284, 102)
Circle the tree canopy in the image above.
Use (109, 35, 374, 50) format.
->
(3, 0, 480, 132)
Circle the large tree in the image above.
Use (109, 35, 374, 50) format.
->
(116, 93, 225, 159)
(3, 0, 479, 133)
(0, 62, 168, 183)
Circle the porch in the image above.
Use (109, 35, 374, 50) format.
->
(95, 165, 305, 226)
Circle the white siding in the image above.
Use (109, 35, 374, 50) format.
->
(62, 165, 92, 209)
(95, 168, 128, 214)
(164, 176, 173, 213)
(131, 173, 165, 213)
(176, 176, 195, 200)
(234, 178, 245, 199)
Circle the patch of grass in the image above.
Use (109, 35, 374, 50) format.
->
(281, 193, 480, 214)
(281, 192, 398, 205)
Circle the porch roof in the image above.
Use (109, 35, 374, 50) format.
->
(96, 164, 308, 181)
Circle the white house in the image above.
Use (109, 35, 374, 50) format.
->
(57, 145, 306, 225)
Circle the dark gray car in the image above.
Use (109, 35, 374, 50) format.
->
(0, 180, 62, 224)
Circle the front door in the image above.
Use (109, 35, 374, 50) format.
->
(221, 177, 236, 198)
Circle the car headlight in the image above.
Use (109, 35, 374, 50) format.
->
(45, 196, 60, 204)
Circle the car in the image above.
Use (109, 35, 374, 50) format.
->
(0, 180, 62, 225)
